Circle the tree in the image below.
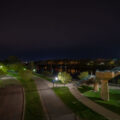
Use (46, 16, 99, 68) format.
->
(58, 72, 72, 85)
(78, 72, 88, 80)
(8, 63, 24, 72)
(0, 64, 7, 75)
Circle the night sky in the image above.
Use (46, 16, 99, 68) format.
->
(0, 1, 120, 60)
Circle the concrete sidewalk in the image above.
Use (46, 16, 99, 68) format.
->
(68, 85, 120, 120)
(34, 77, 79, 120)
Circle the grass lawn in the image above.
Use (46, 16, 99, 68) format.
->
(78, 85, 120, 115)
(35, 73, 52, 82)
(53, 87, 107, 120)
(9, 73, 45, 120)
(35, 73, 62, 84)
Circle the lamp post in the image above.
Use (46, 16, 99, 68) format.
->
(52, 79, 55, 87)
(55, 77, 58, 81)
(33, 69, 36, 72)
(52, 77, 58, 87)
(0, 65, 3, 69)
(55, 77, 58, 87)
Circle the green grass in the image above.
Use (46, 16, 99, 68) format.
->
(53, 87, 107, 120)
(78, 85, 120, 115)
(35, 73, 52, 82)
(9, 72, 45, 120)
(20, 78, 45, 120)
(35, 73, 62, 84)
(78, 85, 93, 93)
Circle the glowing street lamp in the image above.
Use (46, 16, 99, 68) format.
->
(55, 77, 58, 81)
(33, 69, 36, 72)
(0, 65, 3, 69)
(52, 77, 57, 87)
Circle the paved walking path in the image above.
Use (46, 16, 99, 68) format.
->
(0, 85, 24, 120)
(68, 85, 120, 120)
(34, 77, 79, 120)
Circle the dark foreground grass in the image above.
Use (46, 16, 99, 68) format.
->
(9, 73, 45, 120)
(53, 87, 107, 120)
(78, 85, 93, 93)
(20, 78, 45, 120)
(35, 73, 62, 84)
(35, 73, 52, 82)
(78, 85, 120, 115)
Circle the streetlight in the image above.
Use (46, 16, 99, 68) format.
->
(55, 77, 58, 81)
(55, 77, 59, 87)
(0, 65, 3, 69)
(33, 69, 36, 72)
(52, 77, 58, 88)
(52, 79, 55, 87)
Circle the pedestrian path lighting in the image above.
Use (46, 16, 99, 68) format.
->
(52, 77, 58, 87)
(0, 65, 3, 69)
(33, 69, 36, 72)
(52, 79, 55, 87)
(55, 77, 58, 81)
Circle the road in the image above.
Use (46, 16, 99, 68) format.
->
(0, 82, 24, 120)
(34, 77, 78, 120)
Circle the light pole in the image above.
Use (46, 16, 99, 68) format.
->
(33, 69, 36, 72)
(0, 65, 3, 69)
(52, 79, 55, 87)
(55, 77, 58, 81)
(55, 77, 58, 87)
(52, 77, 58, 87)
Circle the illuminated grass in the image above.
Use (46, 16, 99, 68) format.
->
(35, 73, 62, 84)
(35, 73, 52, 82)
(20, 78, 45, 120)
(78, 86, 120, 115)
(53, 87, 107, 120)
(9, 73, 45, 120)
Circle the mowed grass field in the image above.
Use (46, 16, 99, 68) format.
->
(53, 87, 107, 120)
(78, 85, 120, 115)
(7, 73, 45, 120)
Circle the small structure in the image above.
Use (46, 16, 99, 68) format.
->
(96, 71, 114, 101)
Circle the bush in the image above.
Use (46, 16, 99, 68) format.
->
(58, 72, 72, 84)
(78, 72, 89, 80)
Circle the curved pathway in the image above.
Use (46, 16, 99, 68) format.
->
(34, 77, 79, 120)
(68, 85, 120, 120)
(0, 85, 24, 120)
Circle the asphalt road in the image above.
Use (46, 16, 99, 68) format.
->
(0, 85, 24, 120)
(34, 77, 78, 120)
